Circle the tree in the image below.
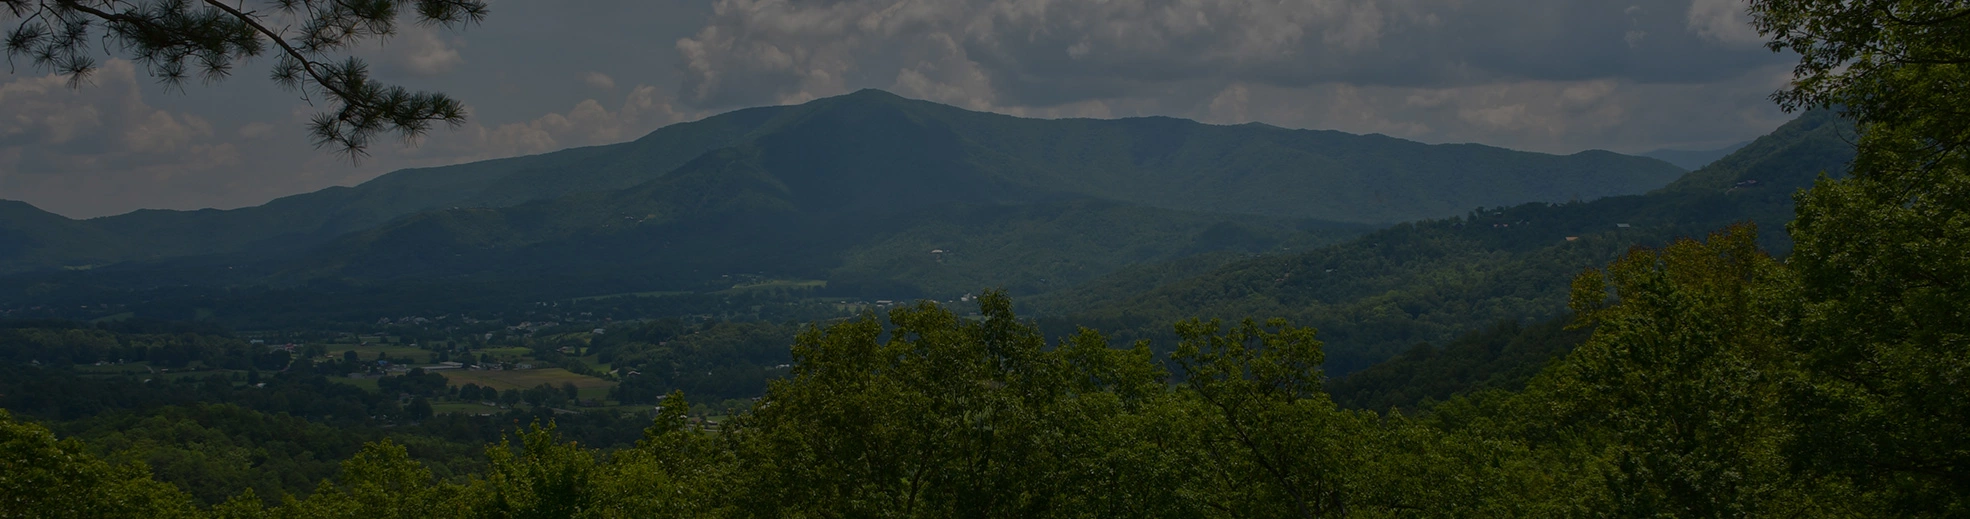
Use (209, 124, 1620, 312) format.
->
(283, 440, 463, 519)
(2, 0, 487, 159)
(406, 397, 432, 420)
(0, 410, 198, 518)
(1170, 317, 1379, 517)
(724, 292, 1193, 518)
(1750, 0, 1970, 512)
(472, 422, 599, 518)
(1545, 225, 1849, 516)
(1753, 0, 1970, 159)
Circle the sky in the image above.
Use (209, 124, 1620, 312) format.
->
(0, 0, 1801, 219)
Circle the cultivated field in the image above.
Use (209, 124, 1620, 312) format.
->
(437, 368, 615, 392)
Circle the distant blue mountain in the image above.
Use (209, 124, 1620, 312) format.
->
(1642, 141, 1753, 170)
(0, 90, 1688, 299)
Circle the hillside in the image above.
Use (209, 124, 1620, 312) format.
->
(1037, 110, 1857, 373)
(0, 90, 1682, 276)
(274, 115, 1372, 298)
(1642, 140, 1750, 170)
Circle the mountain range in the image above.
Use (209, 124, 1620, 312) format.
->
(1, 90, 1687, 300)
(1641, 140, 1752, 170)
(1038, 109, 1855, 372)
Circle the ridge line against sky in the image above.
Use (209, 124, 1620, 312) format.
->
(1, 0, 1796, 219)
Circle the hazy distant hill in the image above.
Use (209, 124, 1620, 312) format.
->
(1642, 141, 1751, 170)
(1039, 110, 1855, 372)
(0, 89, 1688, 305)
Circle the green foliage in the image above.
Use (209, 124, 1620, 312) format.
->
(284, 441, 461, 519)
(1746, 1, 1970, 512)
(1325, 317, 1590, 411)
(1170, 318, 1359, 516)
(1542, 225, 1832, 516)
(0, 409, 198, 518)
(725, 293, 1100, 517)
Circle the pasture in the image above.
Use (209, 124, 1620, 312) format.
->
(437, 368, 615, 392)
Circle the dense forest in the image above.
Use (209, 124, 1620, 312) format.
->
(5, 0, 1968, 517)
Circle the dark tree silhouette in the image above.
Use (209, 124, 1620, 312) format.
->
(3, 0, 488, 160)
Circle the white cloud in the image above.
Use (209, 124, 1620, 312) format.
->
(396, 84, 698, 161)
(1204, 83, 1252, 124)
(584, 72, 618, 90)
(676, 0, 1440, 109)
(1206, 65, 1794, 154)
(0, 71, 102, 146)
(238, 122, 276, 140)
(676, 0, 1786, 113)
(1687, 0, 1763, 46)
(381, 26, 465, 76)
(0, 60, 253, 217)
(0, 53, 708, 219)
(666, 0, 1794, 156)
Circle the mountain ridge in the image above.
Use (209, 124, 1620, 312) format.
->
(2, 89, 1685, 278)
(1035, 109, 1856, 373)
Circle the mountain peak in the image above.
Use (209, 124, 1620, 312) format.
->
(797, 89, 954, 117)
(0, 199, 63, 219)
(840, 88, 905, 100)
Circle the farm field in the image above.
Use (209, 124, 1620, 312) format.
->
(437, 368, 615, 392)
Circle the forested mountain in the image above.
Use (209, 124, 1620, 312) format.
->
(1038, 110, 1856, 372)
(5, 106, 790, 272)
(0, 90, 1681, 279)
(1641, 140, 1750, 170)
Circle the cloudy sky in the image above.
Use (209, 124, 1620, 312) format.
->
(1, 0, 1799, 219)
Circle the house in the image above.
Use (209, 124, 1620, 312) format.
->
(1616, 223, 1632, 228)
(1566, 236, 1580, 241)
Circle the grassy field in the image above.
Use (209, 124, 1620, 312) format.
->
(576, 355, 612, 373)
(437, 368, 615, 392)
